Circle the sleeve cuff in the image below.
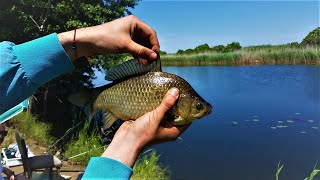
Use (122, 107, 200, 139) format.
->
(12, 33, 74, 85)
(82, 157, 133, 180)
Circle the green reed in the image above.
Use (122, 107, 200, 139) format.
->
(161, 47, 320, 66)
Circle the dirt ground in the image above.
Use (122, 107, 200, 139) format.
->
(8, 161, 84, 180)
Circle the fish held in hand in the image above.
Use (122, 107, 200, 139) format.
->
(68, 58, 212, 128)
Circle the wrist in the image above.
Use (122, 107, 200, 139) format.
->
(58, 28, 93, 61)
(101, 129, 142, 167)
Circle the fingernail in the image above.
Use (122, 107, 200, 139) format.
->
(169, 88, 179, 97)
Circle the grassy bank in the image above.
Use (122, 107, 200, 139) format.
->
(161, 47, 320, 66)
(4, 112, 169, 179)
(64, 122, 170, 179)
(4, 112, 54, 147)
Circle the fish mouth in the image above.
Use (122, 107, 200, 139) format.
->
(206, 103, 213, 115)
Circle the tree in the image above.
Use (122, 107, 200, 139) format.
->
(176, 49, 184, 54)
(224, 42, 242, 52)
(0, 0, 140, 135)
(194, 43, 210, 52)
(159, 50, 167, 55)
(213, 45, 225, 53)
(301, 27, 320, 46)
(184, 48, 194, 54)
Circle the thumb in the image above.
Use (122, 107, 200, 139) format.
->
(152, 88, 180, 125)
(127, 41, 158, 61)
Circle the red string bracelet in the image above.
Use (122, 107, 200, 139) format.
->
(72, 27, 78, 59)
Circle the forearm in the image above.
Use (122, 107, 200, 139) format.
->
(0, 34, 74, 114)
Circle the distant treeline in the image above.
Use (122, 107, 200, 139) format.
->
(160, 27, 320, 65)
(161, 27, 319, 55)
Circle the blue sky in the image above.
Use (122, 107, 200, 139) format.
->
(130, 1, 319, 53)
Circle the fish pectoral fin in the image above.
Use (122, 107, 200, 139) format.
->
(106, 57, 161, 81)
(103, 111, 118, 129)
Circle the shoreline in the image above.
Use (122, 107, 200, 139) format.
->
(162, 61, 320, 66)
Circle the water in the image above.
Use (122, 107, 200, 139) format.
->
(152, 65, 320, 180)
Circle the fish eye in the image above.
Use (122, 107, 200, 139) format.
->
(196, 103, 203, 110)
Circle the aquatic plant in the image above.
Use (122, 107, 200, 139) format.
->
(275, 162, 320, 180)
(276, 161, 284, 180)
(304, 165, 320, 180)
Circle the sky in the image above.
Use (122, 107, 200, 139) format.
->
(130, 1, 319, 53)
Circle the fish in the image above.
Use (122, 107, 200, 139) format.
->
(68, 58, 212, 129)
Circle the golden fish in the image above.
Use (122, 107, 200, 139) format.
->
(69, 58, 212, 128)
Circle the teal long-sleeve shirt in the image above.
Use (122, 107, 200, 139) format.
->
(0, 33, 133, 179)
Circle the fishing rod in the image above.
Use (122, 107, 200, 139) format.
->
(63, 145, 106, 161)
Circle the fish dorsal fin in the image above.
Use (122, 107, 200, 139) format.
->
(102, 110, 119, 129)
(106, 57, 161, 81)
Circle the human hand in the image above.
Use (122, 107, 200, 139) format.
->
(58, 15, 159, 62)
(101, 88, 191, 167)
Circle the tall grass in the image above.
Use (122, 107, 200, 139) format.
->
(132, 150, 170, 180)
(64, 122, 104, 166)
(5, 111, 54, 147)
(161, 47, 320, 66)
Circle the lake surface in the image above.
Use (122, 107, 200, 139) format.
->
(153, 65, 320, 180)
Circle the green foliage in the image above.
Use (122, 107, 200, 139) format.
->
(224, 42, 242, 52)
(301, 27, 320, 46)
(159, 50, 167, 55)
(176, 49, 184, 54)
(6, 112, 54, 146)
(195, 43, 210, 52)
(64, 122, 104, 166)
(213, 45, 225, 53)
(175, 42, 242, 54)
(161, 46, 320, 66)
(132, 150, 170, 180)
(0, 0, 140, 43)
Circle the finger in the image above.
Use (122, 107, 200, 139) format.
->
(127, 41, 158, 61)
(152, 88, 179, 125)
(134, 19, 160, 53)
(157, 124, 191, 142)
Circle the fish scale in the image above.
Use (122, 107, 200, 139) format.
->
(93, 71, 202, 122)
